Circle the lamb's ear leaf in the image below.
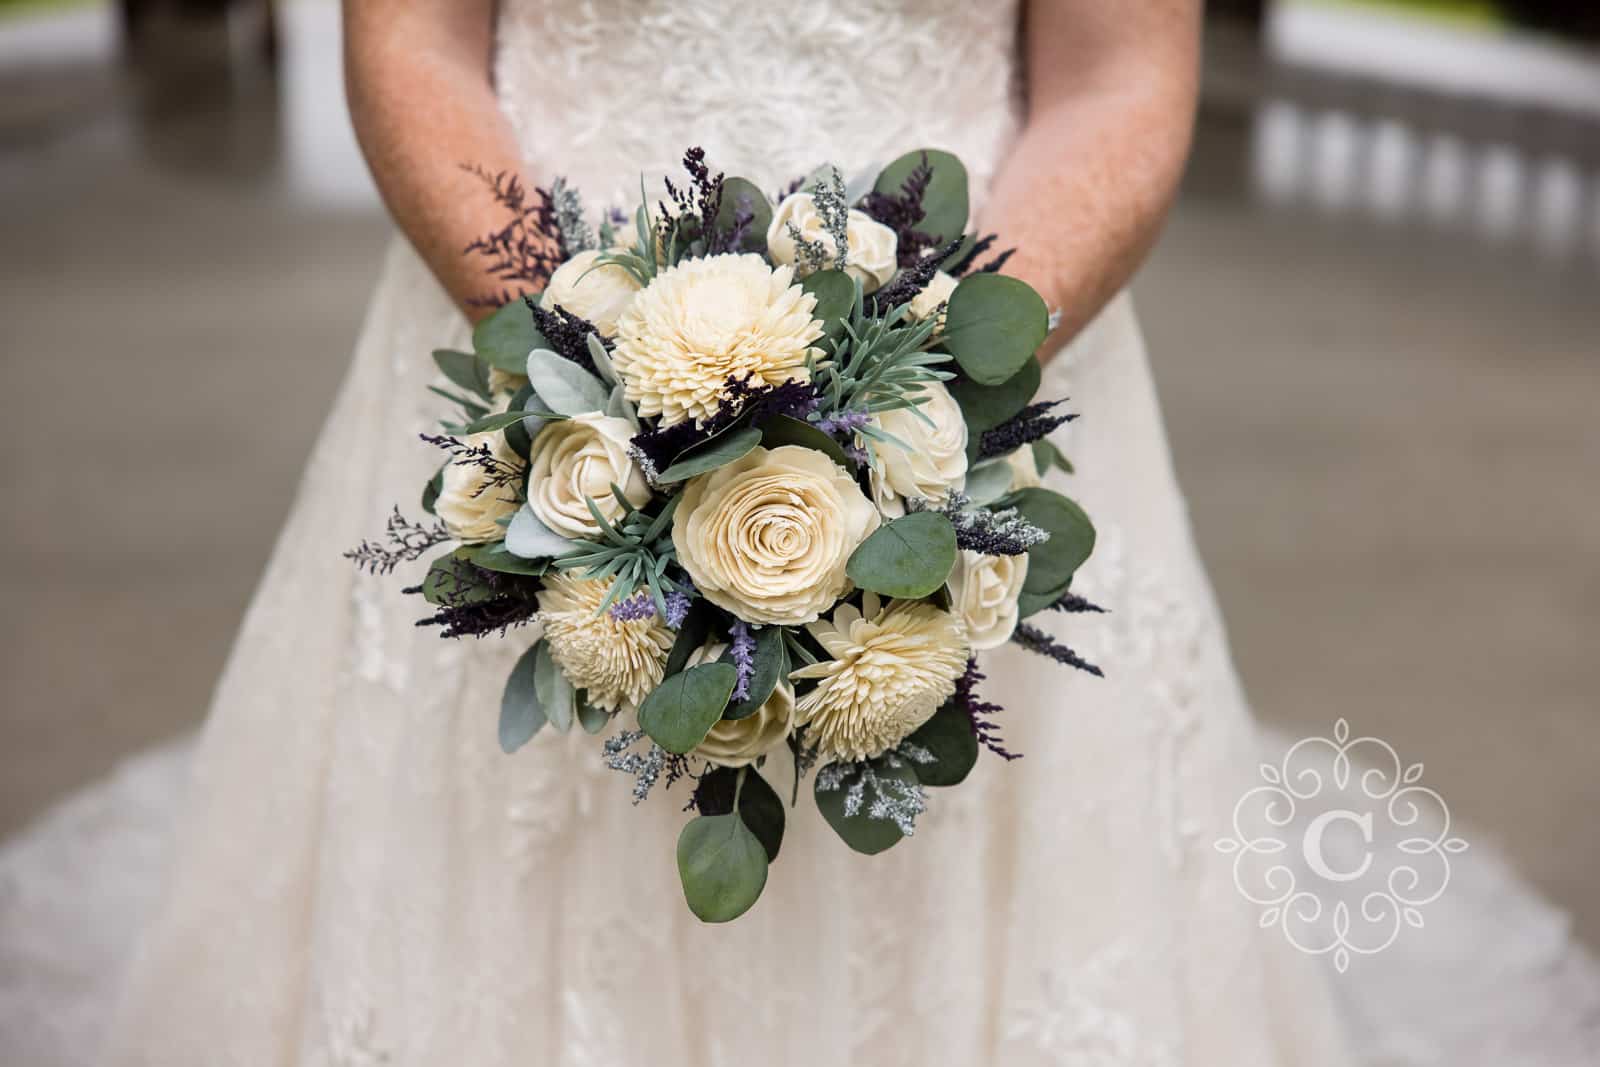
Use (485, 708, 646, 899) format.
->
(576, 691, 610, 735)
(504, 505, 577, 560)
(526, 348, 611, 415)
(498, 643, 547, 753)
(676, 813, 769, 923)
(473, 299, 547, 373)
(941, 273, 1049, 386)
(904, 701, 979, 787)
(638, 663, 738, 755)
(872, 149, 969, 244)
(534, 640, 575, 733)
(845, 512, 957, 599)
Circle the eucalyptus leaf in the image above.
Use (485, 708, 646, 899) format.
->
(676, 813, 769, 923)
(664, 599, 714, 676)
(463, 409, 546, 435)
(950, 357, 1040, 438)
(421, 465, 445, 515)
(801, 269, 855, 346)
(1033, 438, 1073, 477)
(499, 644, 547, 753)
(465, 541, 548, 577)
(904, 702, 979, 787)
(760, 414, 852, 469)
(525, 348, 610, 415)
(505, 504, 577, 560)
(693, 767, 785, 862)
(638, 662, 738, 754)
(845, 512, 958, 599)
(718, 626, 786, 721)
(814, 759, 917, 855)
(472, 299, 547, 373)
(1009, 487, 1096, 597)
(534, 641, 574, 733)
(659, 426, 762, 483)
(942, 273, 1049, 386)
(714, 176, 774, 254)
(433, 348, 491, 399)
(963, 459, 1014, 507)
(873, 149, 969, 243)
(420, 548, 498, 606)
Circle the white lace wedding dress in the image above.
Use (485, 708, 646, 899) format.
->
(3, 2, 1598, 1065)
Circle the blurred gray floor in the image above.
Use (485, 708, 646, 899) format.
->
(2, 7, 1598, 948)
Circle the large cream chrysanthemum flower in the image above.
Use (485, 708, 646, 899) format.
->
(610, 253, 822, 427)
(790, 593, 968, 763)
(535, 573, 674, 713)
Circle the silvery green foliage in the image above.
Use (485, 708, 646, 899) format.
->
(785, 220, 832, 273)
(815, 753, 929, 837)
(550, 176, 595, 257)
(911, 490, 1049, 557)
(602, 729, 668, 803)
(813, 167, 851, 271)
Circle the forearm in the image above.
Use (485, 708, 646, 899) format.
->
(982, 0, 1200, 349)
(343, 0, 528, 321)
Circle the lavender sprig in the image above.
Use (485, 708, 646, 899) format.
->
(608, 592, 657, 622)
(1011, 622, 1104, 677)
(728, 621, 757, 701)
(977, 400, 1076, 462)
(663, 589, 693, 629)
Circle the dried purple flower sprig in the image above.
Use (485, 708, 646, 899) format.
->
(629, 377, 821, 484)
(952, 658, 1020, 761)
(419, 433, 524, 500)
(344, 507, 452, 576)
(460, 165, 565, 306)
(856, 152, 943, 267)
(526, 300, 604, 377)
(977, 400, 1076, 462)
(408, 556, 542, 640)
(1010, 622, 1103, 677)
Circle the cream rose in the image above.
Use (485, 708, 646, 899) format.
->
(907, 269, 959, 333)
(525, 413, 650, 540)
(766, 192, 898, 293)
(946, 549, 1029, 651)
(684, 642, 796, 767)
(673, 444, 880, 626)
(435, 431, 525, 544)
(868, 381, 969, 516)
(540, 249, 642, 337)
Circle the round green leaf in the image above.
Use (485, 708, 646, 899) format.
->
(676, 813, 769, 923)
(465, 541, 548, 577)
(942, 273, 1050, 386)
(498, 643, 547, 753)
(692, 767, 786, 862)
(872, 149, 969, 243)
(714, 176, 774, 253)
(846, 512, 958, 599)
(950, 357, 1040, 439)
(1009, 487, 1096, 596)
(420, 548, 498, 606)
(638, 662, 738, 754)
(815, 760, 918, 855)
(760, 414, 853, 469)
(534, 641, 574, 732)
(659, 426, 763, 483)
(962, 460, 1014, 508)
(472, 299, 547, 373)
(801, 268, 856, 346)
(904, 701, 979, 787)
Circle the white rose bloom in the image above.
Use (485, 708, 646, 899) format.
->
(947, 549, 1029, 651)
(540, 248, 642, 337)
(673, 444, 880, 626)
(611, 253, 821, 427)
(434, 431, 526, 544)
(1005, 446, 1042, 491)
(868, 380, 969, 516)
(907, 269, 959, 333)
(766, 192, 899, 293)
(684, 642, 796, 768)
(525, 413, 650, 540)
(789, 593, 968, 763)
(536, 573, 674, 713)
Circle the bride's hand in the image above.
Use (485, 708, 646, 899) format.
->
(980, 0, 1201, 354)
(344, 0, 538, 321)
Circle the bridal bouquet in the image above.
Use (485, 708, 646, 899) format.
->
(349, 148, 1103, 922)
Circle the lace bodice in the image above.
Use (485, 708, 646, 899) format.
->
(493, 0, 1022, 208)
